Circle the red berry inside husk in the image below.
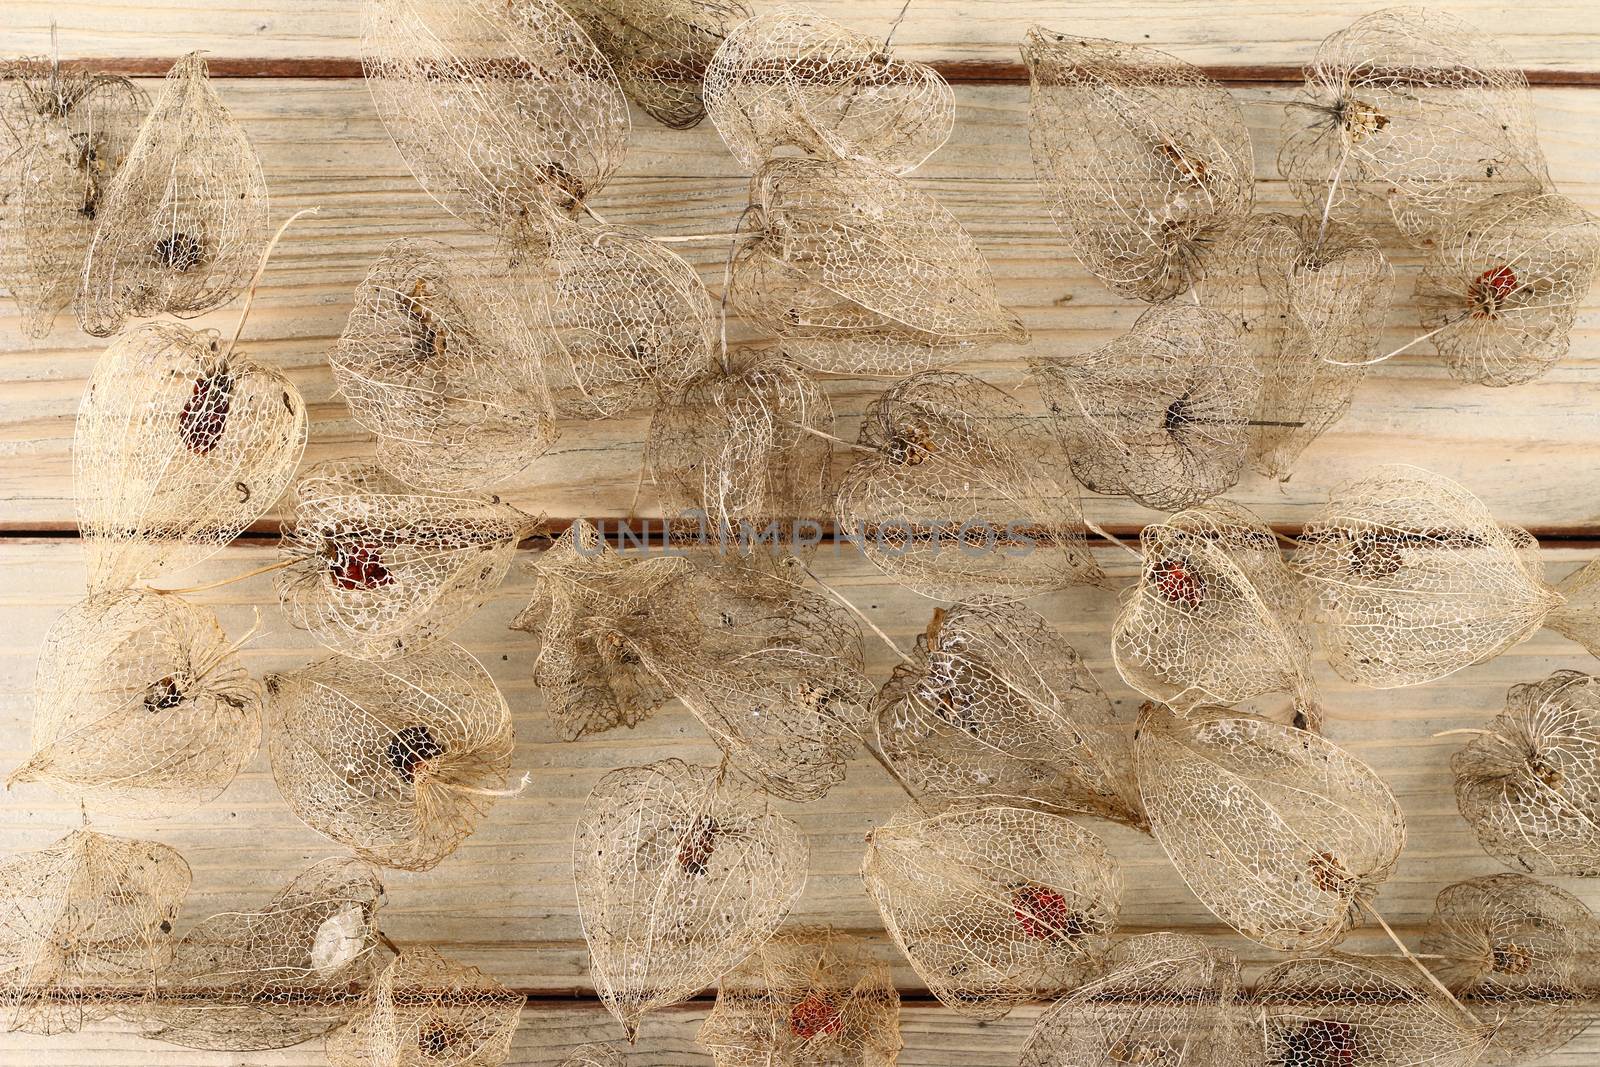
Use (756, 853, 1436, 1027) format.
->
(1151, 557, 1206, 610)
(1010, 885, 1085, 941)
(325, 536, 396, 591)
(1469, 264, 1518, 317)
(788, 992, 844, 1039)
(179, 370, 233, 455)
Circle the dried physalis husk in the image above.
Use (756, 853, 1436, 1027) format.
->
(574, 759, 808, 1039)
(837, 371, 1103, 602)
(1257, 954, 1493, 1067)
(137, 857, 384, 1050)
(332, 238, 556, 494)
(1206, 213, 1392, 482)
(1452, 670, 1600, 877)
(1019, 933, 1249, 1067)
(558, 1044, 627, 1067)
(704, 7, 954, 175)
(78, 53, 269, 336)
(1112, 501, 1319, 728)
(509, 519, 689, 741)
(325, 948, 523, 1067)
(597, 561, 873, 801)
(875, 600, 1143, 827)
(861, 802, 1121, 1019)
(266, 645, 515, 872)
(1415, 192, 1600, 387)
(732, 158, 1027, 375)
(1293, 464, 1563, 688)
(9, 590, 261, 820)
(1023, 28, 1253, 303)
(0, 829, 189, 1035)
(1278, 7, 1549, 243)
(0, 61, 146, 336)
(75, 321, 307, 592)
(536, 214, 717, 418)
(361, 0, 629, 242)
(1031, 304, 1258, 511)
(647, 351, 833, 560)
(697, 926, 902, 1067)
(561, 0, 751, 130)
(276, 461, 537, 661)
(1134, 704, 1405, 952)
(1423, 873, 1598, 1067)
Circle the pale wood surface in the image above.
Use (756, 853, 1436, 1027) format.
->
(2, 82, 1599, 531)
(3, 0, 1599, 72)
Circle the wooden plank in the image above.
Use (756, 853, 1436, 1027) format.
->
(3, 538, 1598, 997)
(2, 82, 1600, 532)
(3, 1, 1599, 73)
(6, 1001, 1599, 1067)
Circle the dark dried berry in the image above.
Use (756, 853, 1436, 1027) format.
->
(676, 815, 719, 877)
(179, 370, 234, 454)
(386, 724, 445, 782)
(1281, 1018, 1360, 1067)
(154, 232, 205, 272)
(144, 676, 184, 713)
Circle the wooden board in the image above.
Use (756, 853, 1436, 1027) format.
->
(4, 0, 1600, 73)
(3, 82, 1600, 532)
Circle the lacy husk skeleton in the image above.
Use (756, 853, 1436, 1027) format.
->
(10, 590, 261, 820)
(1024, 28, 1254, 303)
(78, 53, 269, 337)
(0, 58, 146, 337)
(266, 644, 517, 872)
(574, 759, 808, 1040)
(862, 802, 1120, 1018)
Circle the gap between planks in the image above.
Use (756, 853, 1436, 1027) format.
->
(38, 56, 1600, 87)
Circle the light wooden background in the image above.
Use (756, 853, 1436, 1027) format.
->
(3, 3, 1600, 1065)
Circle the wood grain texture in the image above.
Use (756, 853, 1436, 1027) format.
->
(2, 540, 1598, 1001)
(4, 0, 1600, 72)
(1, 82, 1598, 532)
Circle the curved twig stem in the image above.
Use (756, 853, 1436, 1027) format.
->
(1314, 139, 1353, 253)
(222, 207, 319, 363)
(865, 740, 923, 806)
(152, 556, 295, 596)
(1361, 898, 1478, 1021)
(376, 930, 403, 957)
(1433, 728, 1495, 739)
(793, 561, 915, 666)
(1325, 319, 1459, 367)
(1082, 517, 1142, 561)
(786, 420, 879, 455)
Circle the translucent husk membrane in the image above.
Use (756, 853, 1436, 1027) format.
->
(1256, 953, 1493, 1067)
(560, 0, 752, 131)
(0, 59, 147, 337)
(647, 350, 834, 563)
(1451, 669, 1600, 877)
(1278, 6, 1550, 245)
(861, 801, 1121, 1019)
(275, 461, 538, 661)
(1422, 872, 1599, 1067)
(1292, 464, 1567, 688)
(1111, 501, 1320, 728)
(11, 590, 261, 820)
(1134, 703, 1405, 952)
(1024, 27, 1254, 303)
(1205, 212, 1393, 481)
(836, 370, 1104, 602)
(78, 52, 269, 337)
(535, 214, 717, 418)
(324, 948, 524, 1067)
(137, 857, 385, 1050)
(266, 644, 516, 872)
(0, 829, 190, 1035)
(1031, 303, 1258, 511)
(1415, 191, 1600, 387)
(874, 600, 1143, 827)
(1019, 933, 1250, 1067)
(704, 6, 954, 175)
(574, 759, 808, 1040)
(591, 558, 873, 802)
(730, 158, 1027, 375)
(509, 519, 688, 741)
(75, 320, 307, 592)
(331, 237, 557, 494)
(696, 925, 902, 1067)
(361, 0, 629, 243)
